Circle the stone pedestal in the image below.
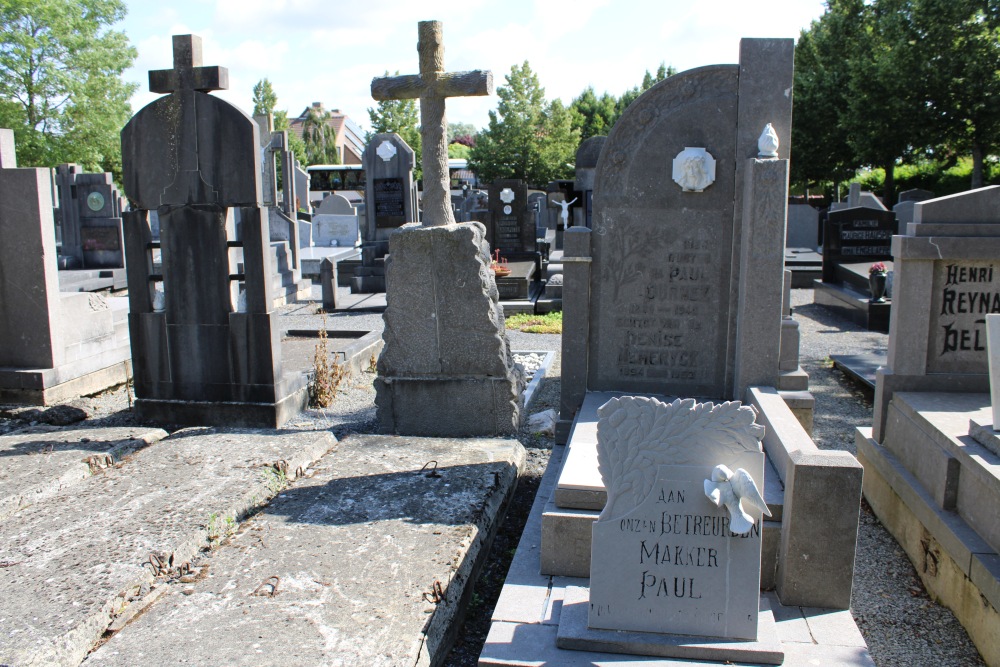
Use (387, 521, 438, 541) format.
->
(375, 222, 524, 436)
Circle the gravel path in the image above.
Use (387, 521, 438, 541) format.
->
(0, 293, 987, 665)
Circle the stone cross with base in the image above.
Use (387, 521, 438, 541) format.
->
(371, 20, 492, 226)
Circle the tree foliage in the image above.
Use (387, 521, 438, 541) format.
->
(793, 0, 1000, 198)
(302, 104, 340, 165)
(274, 109, 306, 162)
(569, 63, 675, 141)
(447, 122, 477, 144)
(250, 79, 306, 163)
(252, 78, 277, 117)
(0, 0, 137, 180)
(469, 61, 579, 186)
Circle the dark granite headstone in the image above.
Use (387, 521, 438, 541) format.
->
(353, 132, 418, 294)
(821, 207, 897, 283)
(487, 179, 534, 255)
(0, 131, 131, 404)
(54, 164, 125, 269)
(119, 34, 307, 428)
(575, 136, 606, 229)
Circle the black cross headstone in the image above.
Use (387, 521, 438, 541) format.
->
(149, 34, 228, 94)
(371, 21, 492, 227)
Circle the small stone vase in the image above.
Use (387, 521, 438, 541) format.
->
(869, 271, 888, 303)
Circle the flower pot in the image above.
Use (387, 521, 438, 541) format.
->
(869, 271, 887, 303)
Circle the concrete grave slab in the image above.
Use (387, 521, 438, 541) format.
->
(85, 434, 525, 667)
(0, 427, 335, 667)
(0, 425, 167, 521)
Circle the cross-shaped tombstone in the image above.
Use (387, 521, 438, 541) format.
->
(371, 21, 492, 227)
(149, 34, 228, 94)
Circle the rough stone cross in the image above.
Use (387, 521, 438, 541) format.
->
(149, 34, 229, 94)
(371, 21, 492, 226)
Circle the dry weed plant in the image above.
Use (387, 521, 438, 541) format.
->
(309, 316, 346, 408)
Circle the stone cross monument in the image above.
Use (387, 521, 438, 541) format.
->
(120, 34, 307, 428)
(371, 20, 492, 226)
(370, 22, 524, 436)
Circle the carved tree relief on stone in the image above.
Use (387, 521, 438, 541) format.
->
(596, 396, 765, 521)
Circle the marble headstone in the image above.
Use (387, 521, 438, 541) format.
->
(313, 194, 360, 247)
(589, 395, 767, 640)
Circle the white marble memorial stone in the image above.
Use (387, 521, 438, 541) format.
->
(589, 395, 766, 640)
(313, 214, 360, 248)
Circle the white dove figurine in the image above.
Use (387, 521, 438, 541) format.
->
(703, 464, 771, 534)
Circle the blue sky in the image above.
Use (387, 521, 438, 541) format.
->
(118, 0, 827, 131)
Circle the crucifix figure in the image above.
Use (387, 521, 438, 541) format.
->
(371, 21, 492, 227)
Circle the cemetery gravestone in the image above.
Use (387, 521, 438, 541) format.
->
(560, 396, 782, 662)
(785, 203, 819, 249)
(255, 113, 310, 307)
(353, 132, 418, 293)
(54, 164, 126, 272)
(893, 188, 935, 227)
(857, 186, 1000, 665)
(119, 34, 307, 428)
(487, 179, 532, 255)
(487, 179, 540, 300)
(313, 193, 361, 248)
(576, 47, 791, 403)
(815, 206, 897, 331)
(575, 136, 606, 229)
(548, 38, 861, 614)
(0, 130, 131, 404)
(371, 21, 525, 437)
(821, 207, 897, 283)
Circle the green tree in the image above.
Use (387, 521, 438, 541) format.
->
(367, 72, 421, 175)
(616, 63, 675, 117)
(274, 109, 306, 163)
(448, 142, 471, 159)
(302, 104, 339, 165)
(447, 122, 476, 143)
(469, 61, 579, 186)
(0, 0, 137, 179)
(790, 2, 863, 193)
(252, 78, 277, 117)
(843, 0, 930, 203)
(914, 0, 1000, 188)
(569, 86, 618, 140)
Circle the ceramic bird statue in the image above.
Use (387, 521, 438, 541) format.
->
(704, 464, 771, 534)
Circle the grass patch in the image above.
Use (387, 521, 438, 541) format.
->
(505, 311, 562, 334)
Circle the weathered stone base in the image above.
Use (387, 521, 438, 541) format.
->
(134, 378, 308, 428)
(557, 586, 784, 664)
(0, 357, 131, 406)
(375, 223, 525, 437)
(858, 427, 1000, 667)
(376, 376, 521, 437)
